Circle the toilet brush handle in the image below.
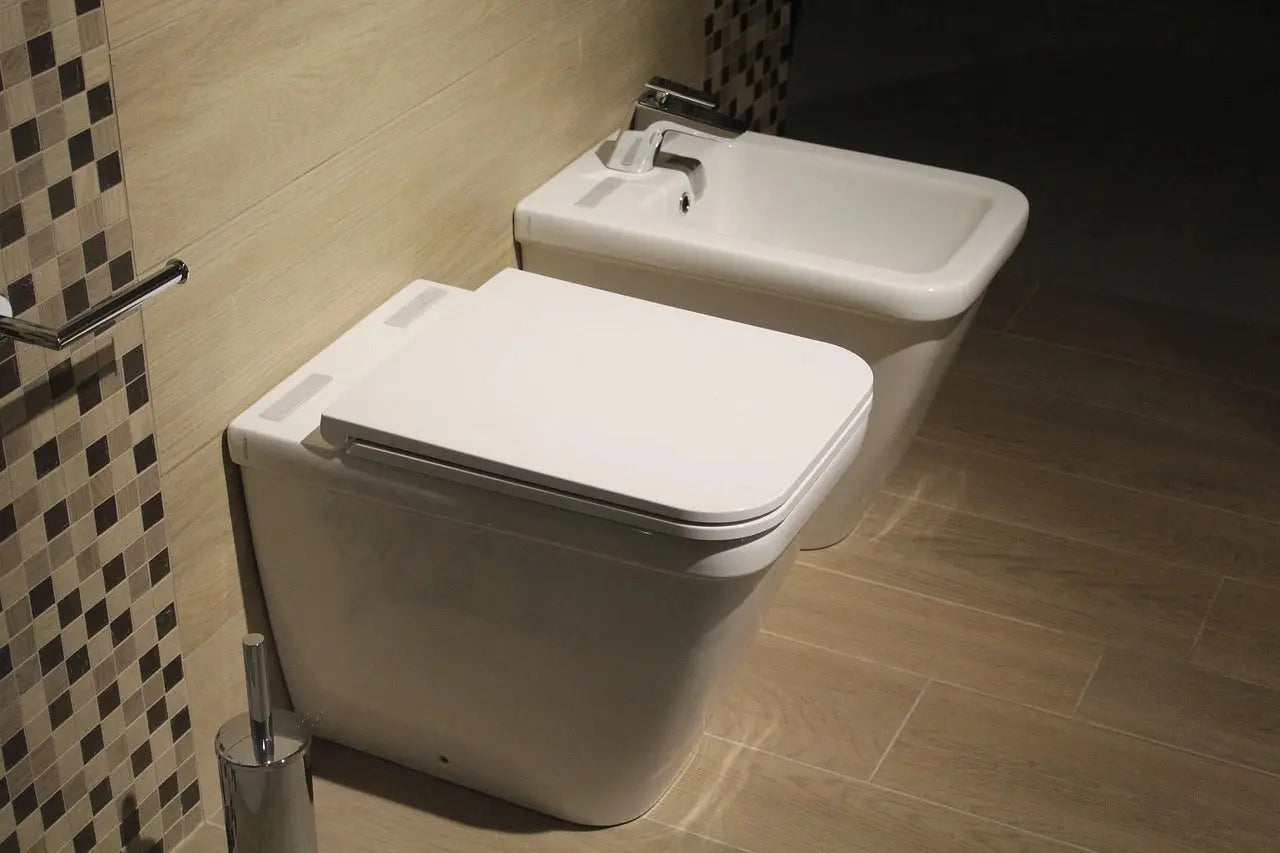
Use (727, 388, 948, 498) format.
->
(243, 634, 274, 763)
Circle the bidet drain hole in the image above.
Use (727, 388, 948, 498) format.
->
(678, 193, 691, 215)
(438, 755, 450, 764)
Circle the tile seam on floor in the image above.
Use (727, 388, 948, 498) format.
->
(793, 559, 1122, 637)
(998, 278, 1041, 331)
(879, 484, 1280, 596)
(758, 629, 1086, 717)
(1177, 646, 1280, 693)
(757, 629, 929, 680)
(796, 547, 1209, 656)
(640, 813, 758, 853)
(705, 733, 1100, 853)
(859, 782, 1103, 853)
(941, 681, 1280, 782)
(754, 630, 1280, 782)
(1186, 576, 1227, 662)
(994, 328, 1280, 396)
(917, 429, 1280, 526)
(1071, 650, 1106, 715)
(947, 358, 1280, 450)
(867, 678, 930, 783)
(898, 437, 1280, 532)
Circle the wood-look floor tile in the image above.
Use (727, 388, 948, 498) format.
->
(309, 740, 736, 852)
(954, 329, 1280, 445)
(809, 492, 1217, 658)
(768, 564, 1102, 713)
(921, 374, 1280, 520)
(1192, 580, 1280, 691)
(651, 736, 1080, 852)
(1007, 286, 1280, 392)
(875, 683, 1280, 852)
(707, 632, 925, 780)
(884, 439, 1280, 588)
(1076, 648, 1280, 775)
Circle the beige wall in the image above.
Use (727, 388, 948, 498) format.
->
(106, 0, 702, 824)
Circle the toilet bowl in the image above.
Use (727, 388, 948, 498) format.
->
(514, 132, 1029, 547)
(229, 269, 872, 825)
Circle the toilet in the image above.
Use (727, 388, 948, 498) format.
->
(229, 269, 873, 825)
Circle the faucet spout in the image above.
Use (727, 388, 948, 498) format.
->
(605, 121, 720, 175)
(603, 77, 746, 199)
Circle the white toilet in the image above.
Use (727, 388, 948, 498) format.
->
(515, 132, 1028, 547)
(229, 269, 872, 825)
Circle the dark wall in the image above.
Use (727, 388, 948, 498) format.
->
(786, 1, 1280, 324)
(791, 0, 1278, 110)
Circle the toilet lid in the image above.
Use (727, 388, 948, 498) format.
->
(320, 269, 873, 528)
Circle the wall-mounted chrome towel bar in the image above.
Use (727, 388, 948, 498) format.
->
(0, 259, 188, 350)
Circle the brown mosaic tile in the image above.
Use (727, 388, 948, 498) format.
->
(704, 0, 793, 134)
(1, 3, 197, 852)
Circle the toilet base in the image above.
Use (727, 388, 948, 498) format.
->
(244, 472, 796, 826)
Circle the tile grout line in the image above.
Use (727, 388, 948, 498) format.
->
(999, 277, 1040, 331)
(900, 436, 1280, 531)
(1186, 575, 1226, 662)
(861, 781, 1103, 853)
(947, 356, 1280, 450)
(706, 731, 884, 787)
(835, 485, 1231, 586)
(762, 628, 1097, 716)
(879, 479, 1280, 595)
(937, 680, 1280, 781)
(759, 626, 1280, 780)
(706, 732, 1100, 853)
(1075, 716, 1280, 780)
(793, 559, 1116, 638)
(759, 628, 929, 680)
(641, 813, 758, 853)
(868, 679, 930, 783)
(921, 378, 1280, 522)
(994, 327, 1280, 397)
(1071, 649, 1106, 715)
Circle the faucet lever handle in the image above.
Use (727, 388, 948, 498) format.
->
(643, 77, 718, 111)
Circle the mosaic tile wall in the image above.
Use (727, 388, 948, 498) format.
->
(0, 1, 199, 851)
(704, 0, 794, 134)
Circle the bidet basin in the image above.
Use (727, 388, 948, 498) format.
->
(517, 132, 1027, 322)
(516, 132, 1028, 547)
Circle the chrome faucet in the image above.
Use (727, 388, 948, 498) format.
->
(605, 77, 746, 197)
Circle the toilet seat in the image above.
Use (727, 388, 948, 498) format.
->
(320, 270, 873, 539)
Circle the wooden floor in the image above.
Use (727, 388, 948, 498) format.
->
(179, 278, 1280, 851)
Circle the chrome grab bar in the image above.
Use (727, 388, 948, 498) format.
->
(0, 259, 188, 350)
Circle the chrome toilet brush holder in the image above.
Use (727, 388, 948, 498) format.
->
(216, 634, 318, 852)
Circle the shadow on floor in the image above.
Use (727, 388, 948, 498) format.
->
(309, 739, 596, 836)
